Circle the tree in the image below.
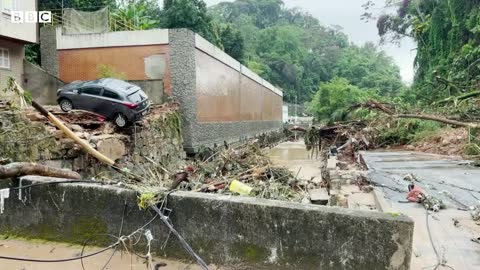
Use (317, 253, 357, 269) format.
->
(364, 0, 480, 103)
(333, 42, 403, 96)
(211, 0, 405, 103)
(111, 0, 160, 30)
(219, 24, 245, 62)
(307, 78, 371, 121)
(162, 0, 219, 44)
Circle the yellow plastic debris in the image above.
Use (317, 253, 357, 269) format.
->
(229, 180, 253, 195)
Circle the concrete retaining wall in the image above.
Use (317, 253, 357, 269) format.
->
(128, 79, 166, 104)
(0, 176, 413, 270)
(23, 61, 65, 105)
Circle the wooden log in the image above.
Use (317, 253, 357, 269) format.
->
(356, 100, 480, 129)
(0, 162, 81, 179)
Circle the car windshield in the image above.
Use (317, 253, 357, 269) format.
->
(127, 90, 146, 103)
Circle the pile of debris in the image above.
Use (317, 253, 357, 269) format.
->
(1, 99, 184, 181)
(410, 127, 468, 157)
(304, 121, 379, 162)
(172, 143, 306, 202)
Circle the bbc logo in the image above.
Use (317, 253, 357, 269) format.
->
(11, 11, 52, 23)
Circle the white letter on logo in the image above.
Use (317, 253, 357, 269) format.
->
(39, 11, 52, 23)
(11, 11, 24, 23)
(25, 11, 38, 23)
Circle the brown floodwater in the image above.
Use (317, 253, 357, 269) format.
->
(0, 238, 221, 270)
(268, 140, 322, 181)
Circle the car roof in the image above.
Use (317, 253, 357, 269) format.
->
(67, 78, 139, 94)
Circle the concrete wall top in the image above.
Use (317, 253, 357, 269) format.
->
(0, 0, 37, 43)
(56, 28, 169, 50)
(194, 34, 283, 97)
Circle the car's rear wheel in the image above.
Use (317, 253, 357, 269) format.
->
(59, 99, 73, 112)
(114, 113, 128, 127)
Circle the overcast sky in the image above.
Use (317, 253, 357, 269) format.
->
(203, 0, 416, 83)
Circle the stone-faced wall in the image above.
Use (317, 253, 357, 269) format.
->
(23, 61, 65, 105)
(40, 26, 59, 77)
(169, 29, 283, 153)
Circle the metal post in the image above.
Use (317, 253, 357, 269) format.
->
(295, 94, 298, 141)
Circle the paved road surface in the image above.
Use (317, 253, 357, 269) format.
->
(362, 151, 480, 270)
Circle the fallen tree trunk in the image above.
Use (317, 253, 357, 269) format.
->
(0, 162, 81, 179)
(358, 100, 480, 129)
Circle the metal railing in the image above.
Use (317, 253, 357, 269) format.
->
(46, 8, 140, 32)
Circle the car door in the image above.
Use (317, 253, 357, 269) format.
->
(76, 86, 103, 114)
(98, 89, 123, 118)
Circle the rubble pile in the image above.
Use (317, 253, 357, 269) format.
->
(0, 102, 185, 180)
(410, 127, 468, 157)
(174, 143, 306, 202)
(304, 121, 378, 159)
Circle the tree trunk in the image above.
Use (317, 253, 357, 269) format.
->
(359, 100, 480, 128)
(0, 162, 81, 179)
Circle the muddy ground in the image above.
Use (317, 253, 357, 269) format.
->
(0, 238, 225, 270)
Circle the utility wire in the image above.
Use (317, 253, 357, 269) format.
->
(0, 244, 117, 263)
(151, 205, 209, 270)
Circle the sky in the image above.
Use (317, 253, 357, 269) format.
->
(203, 0, 416, 83)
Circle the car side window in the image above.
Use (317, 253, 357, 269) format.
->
(81, 87, 102, 96)
(103, 90, 120, 100)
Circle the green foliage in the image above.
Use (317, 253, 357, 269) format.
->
(333, 42, 404, 96)
(111, 0, 160, 30)
(97, 64, 126, 79)
(211, 0, 405, 103)
(372, 0, 480, 103)
(378, 119, 442, 145)
(307, 78, 371, 121)
(162, 0, 220, 45)
(25, 44, 40, 65)
(219, 24, 245, 62)
(137, 192, 157, 209)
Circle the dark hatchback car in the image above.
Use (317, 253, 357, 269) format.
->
(57, 78, 150, 127)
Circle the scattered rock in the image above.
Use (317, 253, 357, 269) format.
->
(69, 124, 83, 132)
(309, 189, 330, 205)
(96, 137, 127, 161)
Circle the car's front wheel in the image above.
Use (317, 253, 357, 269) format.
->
(114, 113, 128, 128)
(59, 99, 73, 112)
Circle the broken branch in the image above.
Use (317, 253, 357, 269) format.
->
(356, 100, 480, 129)
(0, 162, 81, 179)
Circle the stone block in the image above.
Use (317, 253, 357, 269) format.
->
(327, 156, 338, 170)
(309, 188, 330, 205)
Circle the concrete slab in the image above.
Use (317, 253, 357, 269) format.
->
(309, 188, 329, 205)
(361, 151, 480, 270)
(268, 141, 321, 181)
